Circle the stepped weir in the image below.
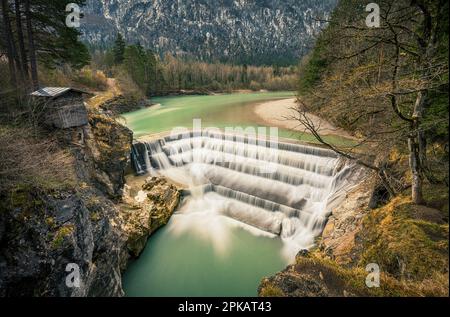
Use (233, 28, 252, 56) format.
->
(131, 131, 363, 254)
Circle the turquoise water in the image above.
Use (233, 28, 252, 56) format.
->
(122, 92, 293, 137)
(122, 215, 288, 297)
(121, 92, 349, 297)
(121, 93, 296, 297)
(121, 92, 352, 145)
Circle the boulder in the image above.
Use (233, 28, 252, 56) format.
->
(120, 177, 180, 257)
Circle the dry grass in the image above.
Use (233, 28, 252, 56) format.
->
(0, 126, 77, 191)
(295, 254, 423, 296)
(259, 284, 285, 297)
(38, 66, 72, 87)
(73, 68, 108, 91)
(259, 253, 423, 297)
(39, 66, 108, 92)
(87, 78, 120, 108)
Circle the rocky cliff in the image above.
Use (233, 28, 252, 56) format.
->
(0, 109, 180, 297)
(258, 176, 449, 297)
(81, 0, 337, 66)
(0, 184, 127, 297)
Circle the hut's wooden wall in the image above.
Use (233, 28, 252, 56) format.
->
(44, 93, 88, 129)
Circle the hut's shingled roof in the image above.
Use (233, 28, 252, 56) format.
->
(30, 87, 92, 99)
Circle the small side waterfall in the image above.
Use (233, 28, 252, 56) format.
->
(131, 132, 363, 259)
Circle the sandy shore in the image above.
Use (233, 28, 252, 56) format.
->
(254, 98, 354, 138)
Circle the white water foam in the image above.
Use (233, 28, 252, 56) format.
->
(132, 132, 363, 262)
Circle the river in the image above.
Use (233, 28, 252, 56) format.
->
(121, 92, 355, 297)
(121, 92, 294, 138)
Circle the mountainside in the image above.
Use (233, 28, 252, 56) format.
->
(81, 0, 337, 66)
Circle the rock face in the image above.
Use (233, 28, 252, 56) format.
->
(83, 110, 134, 199)
(0, 109, 180, 297)
(318, 177, 373, 266)
(258, 178, 375, 297)
(0, 185, 127, 297)
(0, 177, 180, 297)
(259, 252, 357, 297)
(121, 177, 180, 257)
(81, 0, 337, 65)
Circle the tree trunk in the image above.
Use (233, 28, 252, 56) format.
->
(14, 0, 29, 87)
(24, 0, 38, 90)
(11, 38, 24, 85)
(4, 0, 24, 85)
(1, 0, 17, 87)
(409, 89, 428, 205)
(409, 133, 424, 204)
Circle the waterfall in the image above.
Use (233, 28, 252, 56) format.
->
(131, 132, 363, 260)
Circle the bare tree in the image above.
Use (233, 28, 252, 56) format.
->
(295, 0, 448, 204)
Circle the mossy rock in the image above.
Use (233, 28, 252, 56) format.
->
(360, 196, 448, 283)
(51, 225, 75, 249)
(423, 184, 449, 217)
(259, 283, 285, 297)
(259, 254, 421, 297)
(259, 186, 449, 297)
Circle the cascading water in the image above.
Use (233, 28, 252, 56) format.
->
(131, 131, 363, 260)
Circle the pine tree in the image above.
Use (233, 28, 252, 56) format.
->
(14, 0, 29, 87)
(1, 0, 18, 87)
(241, 64, 248, 87)
(24, 0, 38, 89)
(122, 44, 159, 95)
(1, 0, 91, 91)
(113, 33, 126, 65)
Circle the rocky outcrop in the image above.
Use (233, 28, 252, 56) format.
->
(258, 251, 362, 297)
(318, 177, 374, 266)
(0, 176, 180, 297)
(0, 108, 180, 297)
(258, 249, 419, 297)
(0, 185, 127, 297)
(98, 95, 150, 116)
(83, 110, 133, 198)
(120, 177, 180, 257)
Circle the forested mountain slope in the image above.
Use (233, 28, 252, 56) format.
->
(81, 0, 337, 66)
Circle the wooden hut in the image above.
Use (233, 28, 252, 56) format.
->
(31, 87, 92, 129)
